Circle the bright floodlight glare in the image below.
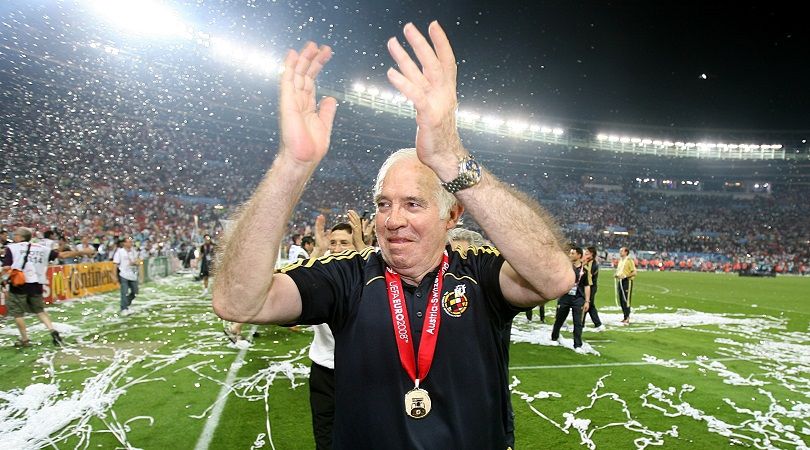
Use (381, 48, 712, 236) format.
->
(210, 37, 276, 74)
(552, 128, 564, 136)
(596, 134, 607, 140)
(483, 116, 504, 128)
(352, 83, 366, 93)
(88, 0, 192, 38)
(507, 121, 528, 132)
(367, 87, 380, 96)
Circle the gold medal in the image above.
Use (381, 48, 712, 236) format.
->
(404, 387, 432, 419)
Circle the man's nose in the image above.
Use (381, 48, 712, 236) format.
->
(385, 207, 406, 229)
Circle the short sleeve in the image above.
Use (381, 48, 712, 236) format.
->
(461, 246, 525, 325)
(281, 250, 368, 328)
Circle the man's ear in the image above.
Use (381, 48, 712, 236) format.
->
(445, 204, 464, 230)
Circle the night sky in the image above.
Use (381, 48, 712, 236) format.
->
(3, 0, 809, 138)
(174, 0, 810, 135)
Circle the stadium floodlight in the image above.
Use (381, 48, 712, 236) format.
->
(457, 110, 480, 121)
(541, 127, 553, 134)
(641, 139, 652, 145)
(631, 137, 641, 144)
(506, 121, 529, 133)
(608, 135, 619, 142)
(352, 83, 366, 93)
(367, 87, 380, 97)
(774, 144, 783, 149)
(210, 37, 277, 75)
(86, 0, 193, 39)
(597, 134, 607, 141)
(529, 124, 541, 133)
(552, 128, 564, 136)
(653, 140, 662, 146)
(620, 137, 631, 144)
(663, 141, 674, 147)
(392, 95, 407, 104)
(380, 91, 394, 101)
(483, 116, 505, 128)
(686, 142, 695, 148)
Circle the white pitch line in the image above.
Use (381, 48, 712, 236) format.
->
(195, 325, 258, 450)
(510, 356, 742, 370)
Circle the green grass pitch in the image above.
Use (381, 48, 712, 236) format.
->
(0, 270, 808, 449)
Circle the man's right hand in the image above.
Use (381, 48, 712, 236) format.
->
(279, 42, 337, 166)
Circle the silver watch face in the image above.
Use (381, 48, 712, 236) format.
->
(462, 158, 482, 182)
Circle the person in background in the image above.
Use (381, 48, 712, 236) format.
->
(113, 236, 141, 316)
(199, 234, 215, 296)
(615, 246, 637, 325)
(2, 227, 92, 347)
(550, 246, 591, 353)
(582, 246, 604, 331)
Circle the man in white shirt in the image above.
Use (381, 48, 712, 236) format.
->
(288, 235, 315, 263)
(308, 222, 359, 449)
(113, 236, 141, 315)
(75, 235, 98, 263)
(2, 227, 91, 347)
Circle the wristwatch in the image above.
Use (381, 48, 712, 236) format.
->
(441, 155, 482, 194)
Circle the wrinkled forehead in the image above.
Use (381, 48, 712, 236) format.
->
(377, 159, 437, 200)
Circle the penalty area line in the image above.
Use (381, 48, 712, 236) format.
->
(195, 325, 258, 450)
(511, 356, 742, 370)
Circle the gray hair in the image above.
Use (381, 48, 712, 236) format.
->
(373, 148, 458, 219)
(447, 227, 486, 247)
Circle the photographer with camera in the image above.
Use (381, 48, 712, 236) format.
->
(2, 227, 92, 347)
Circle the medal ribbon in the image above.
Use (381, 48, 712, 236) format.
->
(386, 251, 449, 385)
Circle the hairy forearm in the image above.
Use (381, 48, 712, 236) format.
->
(212, 153, 314, 321)
(456, 170, 573, 300)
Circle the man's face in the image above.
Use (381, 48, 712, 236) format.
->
(376, 158, 459, 277)
(12, 232, 23, 243)
(569, 249, 581, 263)
(123, 238, 133, 249)
(583, 249, 593, 262)
(620, 248, 628, 257)
(329, 229, 354, 254)
(303, 241, 314, 253)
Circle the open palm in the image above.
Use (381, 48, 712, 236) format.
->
(279, 42, 337, 165)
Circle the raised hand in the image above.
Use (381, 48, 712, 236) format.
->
(311, 214, 328, 258)
(386, 21, 464, 176)
(347, 210, 368, 250)
(279, 42, 337, 165)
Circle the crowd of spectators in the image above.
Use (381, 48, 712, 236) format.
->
(1, 17, 807, 274)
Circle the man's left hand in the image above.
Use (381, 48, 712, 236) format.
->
(386, 21, 464, 180)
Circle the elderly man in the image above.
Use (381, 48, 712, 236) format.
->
(213, 21, 572, 449)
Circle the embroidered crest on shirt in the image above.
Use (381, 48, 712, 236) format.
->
(442, 284, 469, 317)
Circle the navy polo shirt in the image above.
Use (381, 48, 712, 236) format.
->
(283, 244, 521, 450)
